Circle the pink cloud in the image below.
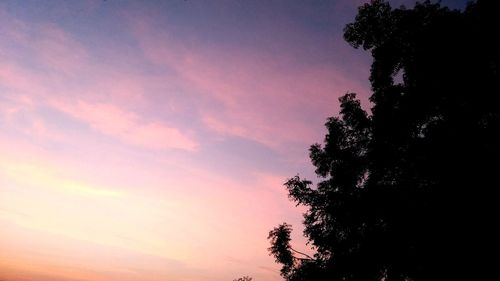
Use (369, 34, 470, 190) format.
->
(192, 61, 364, 147)
(0, 12, 197, 152)
(0, 8, 88, 75)
(0, 60, 193, 151)
(130, 18, 369, 150)
(50, 100, 198, 151)
(33, 24, 89, 74)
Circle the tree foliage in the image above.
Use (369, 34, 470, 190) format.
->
(268, 0, 499, 280)
(233, 276, 252, 281)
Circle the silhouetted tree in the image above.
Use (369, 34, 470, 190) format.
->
(233, 276, 252, 281)
(269, 0, 499, 280)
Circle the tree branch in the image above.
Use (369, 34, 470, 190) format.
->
(290, 247, 314, 260)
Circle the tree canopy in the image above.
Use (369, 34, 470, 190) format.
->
(268, 0, 499, 280)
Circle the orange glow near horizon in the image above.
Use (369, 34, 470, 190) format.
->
(0, 137, 303, 281)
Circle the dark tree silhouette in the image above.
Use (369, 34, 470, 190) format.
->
(268, 0, 499, 280)
(233, 276, 252, 281)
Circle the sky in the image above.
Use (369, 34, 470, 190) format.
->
(0, 0, 468, 281)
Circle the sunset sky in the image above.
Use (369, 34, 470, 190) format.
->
(0, 1, 468, 280)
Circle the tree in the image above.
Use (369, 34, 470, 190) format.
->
(268, 0, 499, 280)
(232, 276, 252, 281)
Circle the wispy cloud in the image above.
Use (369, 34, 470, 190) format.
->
(50, 99, 198, 151)
(0, 9, 198, 152)
(129, 14, 369, 150)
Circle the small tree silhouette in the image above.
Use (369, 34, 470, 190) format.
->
(232, 276, 252, 281)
